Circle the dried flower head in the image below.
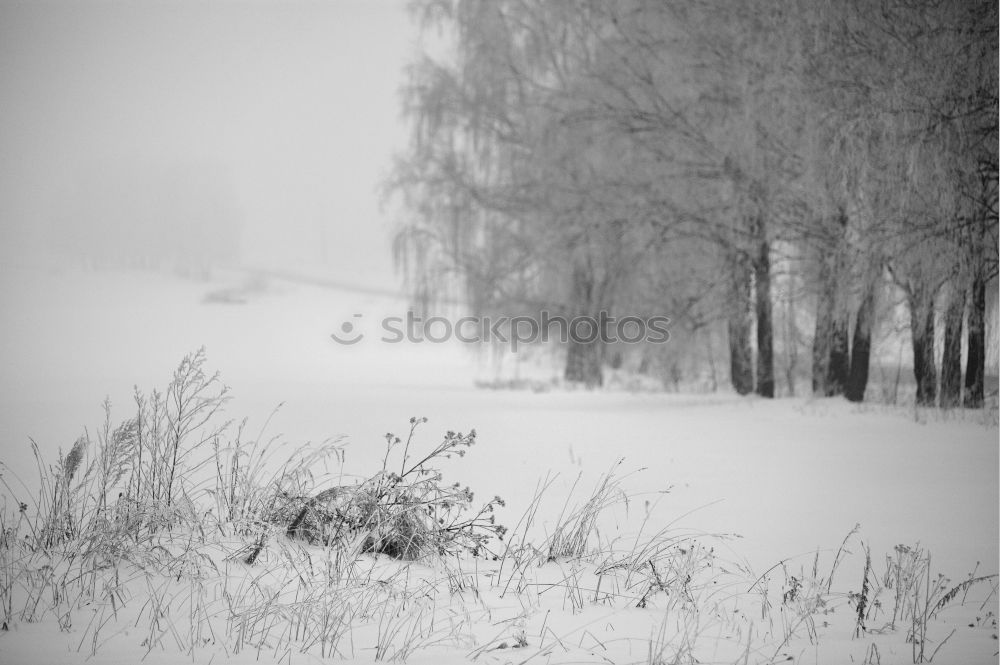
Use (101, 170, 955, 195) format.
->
(63, 436, 87, 480)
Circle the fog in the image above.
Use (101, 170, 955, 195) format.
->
(1, 0, 412, 288)
(0, 7, 995, 663)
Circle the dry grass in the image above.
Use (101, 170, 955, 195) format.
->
(0, 351, 994, 664)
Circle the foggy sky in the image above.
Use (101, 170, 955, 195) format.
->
(0, 0, 413, 289)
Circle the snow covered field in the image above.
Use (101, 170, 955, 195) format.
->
(1, 265, 997, 664)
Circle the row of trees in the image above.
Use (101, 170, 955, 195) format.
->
(55, 158, 242, 278)
(389, 0, 998, 406)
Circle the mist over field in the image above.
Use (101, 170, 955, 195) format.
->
(0, 0, 407, 288)
(0, 2, 997, 664)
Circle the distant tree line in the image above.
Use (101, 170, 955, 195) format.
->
(389, 0, 998, 406)
(56, 158, 242, 278)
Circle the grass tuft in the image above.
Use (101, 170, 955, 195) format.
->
(0, 351, 995, 664)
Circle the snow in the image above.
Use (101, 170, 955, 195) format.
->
(0, 265, 997, 664)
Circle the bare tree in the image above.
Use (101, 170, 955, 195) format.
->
(390, 0, 995, 405)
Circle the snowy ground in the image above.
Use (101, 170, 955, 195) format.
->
(0, 265, 997, 664)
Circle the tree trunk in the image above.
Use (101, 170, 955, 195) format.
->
(705, 331, 719, 392)
(827, 210, 851, 396)
(939, 286, 966, 408)
(964, 271, 985, 408)
(564, 338, 604, 387)
(909, 293, 938, 407)
(828, 317, 850, 396)
(563, 262, 604, 388)
(812, 210, 849, 396)
(812, 276, 850, 397)
(845, 277, 876, 403)
(728, 251, 754, 395)
(752, 216, 774, 398)
(782, 272, 800, 397)
(812, 280, 833, 394)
